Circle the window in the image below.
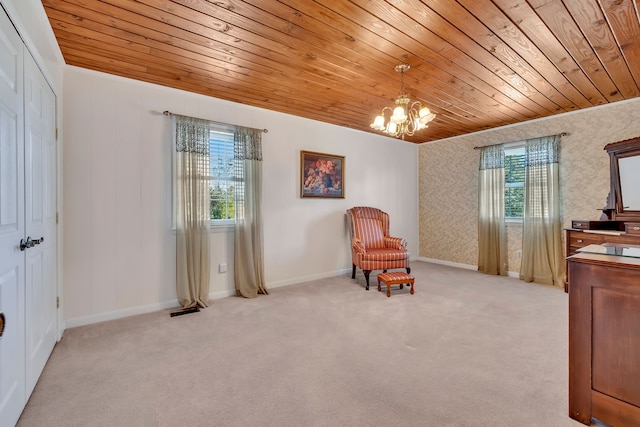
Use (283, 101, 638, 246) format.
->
(209, 128, 242, 224)
(504, 145, 525, 218)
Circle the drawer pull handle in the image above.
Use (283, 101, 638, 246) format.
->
(633, 227, 640, 231)
(577, 239, 583, 243)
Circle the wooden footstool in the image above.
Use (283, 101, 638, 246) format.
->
(377, 272, 415, 297)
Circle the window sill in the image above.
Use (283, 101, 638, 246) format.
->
(209, 222, 235, 233)
(170, 222, 235, 233)
(506, 217, 523, 225)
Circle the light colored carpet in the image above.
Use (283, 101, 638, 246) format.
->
(18, 261, 584, 427)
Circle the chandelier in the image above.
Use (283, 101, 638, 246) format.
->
(370, 63, 436, 140)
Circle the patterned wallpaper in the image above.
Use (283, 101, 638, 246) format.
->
(418, 98, 640, 272)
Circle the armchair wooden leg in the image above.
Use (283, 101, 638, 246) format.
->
(352, 264, 356, 279)
(364, 270, 371, 290)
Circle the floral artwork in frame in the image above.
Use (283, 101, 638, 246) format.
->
(300, 151, 345, 198)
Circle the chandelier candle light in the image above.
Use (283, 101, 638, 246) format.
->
(370, 63, 436, 140)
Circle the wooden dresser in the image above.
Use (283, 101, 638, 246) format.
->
(566, 138, 640, 426)
(568, 251, 640, 426)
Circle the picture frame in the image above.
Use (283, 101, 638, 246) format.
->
(300, 150, 345, 198)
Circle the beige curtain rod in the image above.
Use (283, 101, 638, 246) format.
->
(473, 132, 568, 150)
(163, 110, 268, 133)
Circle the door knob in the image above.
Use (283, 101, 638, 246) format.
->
(19, 237, 31, 251)
(19, 236, 42, 251)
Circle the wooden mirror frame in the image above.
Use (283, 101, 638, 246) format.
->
(605, 136, 640, 222)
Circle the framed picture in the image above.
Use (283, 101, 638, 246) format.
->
(300, 150, 345, 198)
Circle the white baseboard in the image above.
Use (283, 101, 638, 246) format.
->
(415, 257, 519, 278)
(63, 270, 352, 328)
(209, 289, 236, 300)
(65, 290, 241, 329)
(64, 300, 182, 328)
(266, 268, 352, 289)
(415, 257, 477, 270)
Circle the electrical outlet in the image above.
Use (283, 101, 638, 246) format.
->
(219, 263, 227, 273)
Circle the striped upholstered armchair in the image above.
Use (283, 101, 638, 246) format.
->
(347, 207, 410, 290)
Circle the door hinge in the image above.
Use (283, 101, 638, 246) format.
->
(55, 128, 59, 141)
(56, 297, 60, 309)
(56, 212, 59, 224)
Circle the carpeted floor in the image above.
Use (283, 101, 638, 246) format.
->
(17, 261, 585, 427)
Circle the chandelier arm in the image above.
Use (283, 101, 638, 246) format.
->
(409, 100, 422, 110)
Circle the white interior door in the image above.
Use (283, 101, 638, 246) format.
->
(0, 7, 26, 427)
(23, 48, 57, 398)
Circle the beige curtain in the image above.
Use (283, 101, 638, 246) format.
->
(234, 127, 268, 298)
(520, 135, 564, 287)
(478, 145, 507, 275)
(175, 115, 210, 307)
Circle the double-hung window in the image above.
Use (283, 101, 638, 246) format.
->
(504, 144, 525, 220)
(172, 119, 246, 231)
(209, 126, 242, 226)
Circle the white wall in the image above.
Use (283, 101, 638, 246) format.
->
(63, 66, 419, 326)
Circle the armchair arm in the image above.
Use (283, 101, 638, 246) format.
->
(352, 237, 366, 254)
(384, 236, 407, 250)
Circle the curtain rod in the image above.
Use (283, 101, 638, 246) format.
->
(473, 132, 568, 150)
(163, 110, 268, 133)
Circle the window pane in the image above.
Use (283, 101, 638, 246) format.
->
(210, 184, 231, 220)
(209, 130, 241, 221)
(505, 152, 525, 217)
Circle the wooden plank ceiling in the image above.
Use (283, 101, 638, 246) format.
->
(42, 0, 640, 143)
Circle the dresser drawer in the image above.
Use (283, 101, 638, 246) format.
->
(567, 232, 605, 255)
(625, 222, 640, 235)
(571, 220, 590, 230)
(571, 220, 624, 230)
